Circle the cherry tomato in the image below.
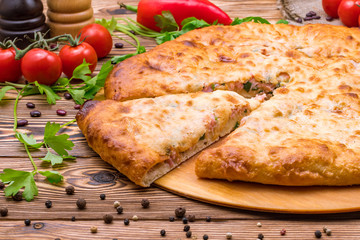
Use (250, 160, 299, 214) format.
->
(78, 24, 113, 59)
(0, 47, 22, 83)
(322, 0, 342, 18)
(21, 49, 62, 86)
(59, 42, 97, 78)
(338, 0, 360, 27)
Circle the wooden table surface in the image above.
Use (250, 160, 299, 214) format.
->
(1, 0, 360, 239)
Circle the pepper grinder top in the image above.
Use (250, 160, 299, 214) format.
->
(47, 0, 94, 37)
(0, 0, 49, 48)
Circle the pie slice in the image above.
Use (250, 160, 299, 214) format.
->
(195, 73, 360, 186)
(76, 90, 260, 187)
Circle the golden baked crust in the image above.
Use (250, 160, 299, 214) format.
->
(105, 22, 360, 101)
(76, 91, 256, 186)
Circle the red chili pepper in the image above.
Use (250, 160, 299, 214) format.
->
(136, 0, 232, 32)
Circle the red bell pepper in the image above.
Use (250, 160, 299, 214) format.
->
(135, 0, 232, 32)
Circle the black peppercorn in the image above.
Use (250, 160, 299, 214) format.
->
(186, 231, 192, 238)
(26, 102, 35, 108)
(45, 200, 52, 208)
(175, 207, 186, 218)
(169, 216, 175, 222)
(71, 216, 76, 221)
(12, 191, 22, 201)
(182, 217, 188, 224)
(30, 110, 41, 117)
(103, 214, 113, 224)
(124, 218, 130, 225)
(0, 207, 8, 217)
(100, 194, 106, 200)
(0, 181, 5, 189)
(141, 198, 150, 208)
(188, 214, 195, 222)
(65, 186, 75, 195)
(17, 119, 28, 127)
(258, 233, 264, 239)
(56, 109, 67, 116)
(203, 234, 209, 240)
(184, 225, 190, 232)
(206, 216, 211, 222)
(76, 198, 86, 209)
(315, 230, 322, 238)
(115, 43, 124, 48)
(64, 93, 72, 99)
(160, 229, 166, 236)
(24, 219, 31, 226)
(116, 206, 123, 214)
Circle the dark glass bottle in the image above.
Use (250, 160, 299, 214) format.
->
(0, 0, 49, 48)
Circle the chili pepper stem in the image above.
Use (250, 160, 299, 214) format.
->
(118, 2, 138, 12)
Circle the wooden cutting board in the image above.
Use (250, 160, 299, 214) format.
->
(94, 89, 360, 214)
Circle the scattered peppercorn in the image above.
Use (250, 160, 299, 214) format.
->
(24, 219, 31, 226)
(206, 216, 211, 222)
(124, 218, 130, 225)
(12, 191, 22, 201)
(169, 216, 175, 222)
(26, 102, 35, 108)
(315, 230, 322, 238)
(64, 93, 72, 99)
(74, 104, 81, 110)
(296, 18, 303, 23)
(76, 198, 86, 209)
(90, 226, 97, 233)
(326, 16, 333, 22)
(113, 201, 120, 208)
(258, 233, 264, 239)
(175, 207, 186, 218)
(203, 234, 209, 240)
(308, 11, 317, 16)
(17, 119, 28, 127)
(71, 216, 76, 221)
(129, 30, 135, 34)
(182, 217, 188, 224)
(30, 110, 41, 117)
(188, 214, 195, 222)
(257, 222, 262, 227)
(45, 200, 52, 208)
(0, 207, 8, 216)
(115, 43, 124, 48)
(226, 232, 232, 239)
(65, 186, 75, 195)
(0, 181, 5, 189)
(184, 225, 190, 232)
(103, 214, 113, 224)
(132, 215, 139, 221)
(116, 206, 123, 214)
(322, 226, 327, 233)
(280, 229, 286, 236)
(56, 109, 67, 116)
(141, 198, 150, 208)
(304, 17, 313, 21)
(313, 15, 321, 20)
(160, 229, 166, 236)
(326, 229, 332, 236)
(186, 231, 192, 238)
(100, 194, 106, 200)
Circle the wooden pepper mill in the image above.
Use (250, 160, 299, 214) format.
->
(47, 0, 95, 37)
(0, 0, 50, 49)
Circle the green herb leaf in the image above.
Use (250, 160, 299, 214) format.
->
(231, 17, 271, 25)
(154, 11, 179, 32)
(43, 122, 74, 156)
(243, 81, 252, 92)
(40, 151, 63, 165)
(34, 82, 61, 105)
(0, 169, 37, 201)
(181, 19, 210, 33)
(68, 89, 86, 104)
(0, 86, 16, 101)
(276, 19, 289, 24)
(21, 85, 40, 96)
(15, 132, 43, 149)
(96, 17, 117, 34)
(39, 171, 63, 184)
(72, 60, 92, 82)
(233, 121, 240, 130)
(55, 77, 70, 87)
(94, 60, 113, 87)
(111, 53, 137, 64)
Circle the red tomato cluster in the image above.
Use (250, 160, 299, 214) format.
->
(0, 23, 112, 85)
(322, 0, 360, 27)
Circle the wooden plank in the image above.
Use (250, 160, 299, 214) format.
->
(0, 219, 359, 239)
